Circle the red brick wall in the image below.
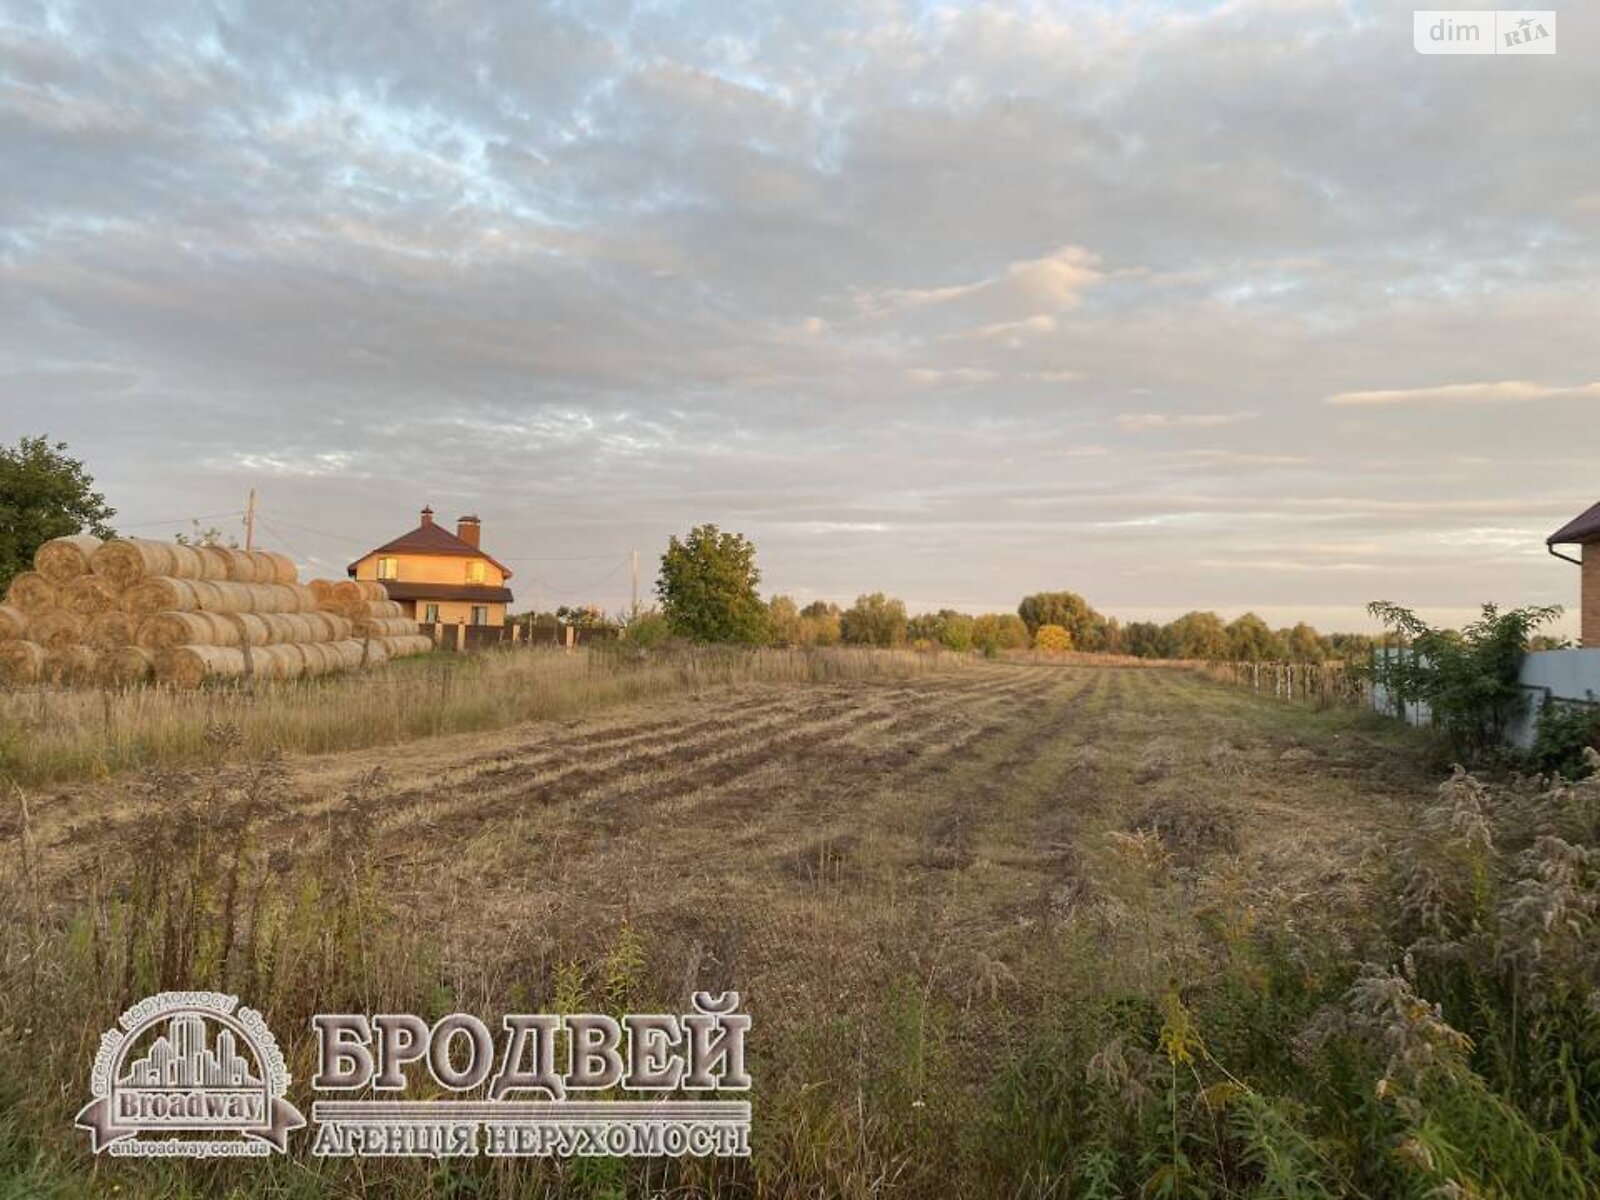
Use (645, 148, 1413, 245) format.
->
(1584, 544, 1600, 647)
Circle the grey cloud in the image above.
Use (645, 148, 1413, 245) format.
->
(2, 0, 1597, 630)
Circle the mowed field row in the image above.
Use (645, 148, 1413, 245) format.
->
(23, 661, 1425, 1002)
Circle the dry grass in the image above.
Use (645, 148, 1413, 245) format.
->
(0, 644, 967, 787)
(1, 661, 1485, 1198)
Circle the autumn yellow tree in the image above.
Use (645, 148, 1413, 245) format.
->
(1034, 624, 1073, 653)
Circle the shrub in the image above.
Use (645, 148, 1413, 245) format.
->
(1532, 700, 1600, 778)
(1368, 601, 1563, 762)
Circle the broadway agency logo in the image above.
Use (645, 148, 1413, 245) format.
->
(76, 992, 304, 1158)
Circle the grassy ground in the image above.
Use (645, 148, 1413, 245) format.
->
(1, 660, 1594, 1197)
(0, 644, 962, 786)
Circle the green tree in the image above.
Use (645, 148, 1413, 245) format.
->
(1368, 600, 1562, 761)
(1017, 591, 1108, 649)
(972, 613, 1030, 656)
(656, 524, 769, 643)
(1225, 612, 1285, 662)
(1162, 611, 1229, 660)
(1284, 622, 1329, 663)
(1122, 621, 1165, 658)
(0, 435, 116, 588)
(937, 610, 975, 652)
(840, 593, 908, 647)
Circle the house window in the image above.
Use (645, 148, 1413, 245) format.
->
(423, 603, 440, 624)
(376, 557, 399, 580)
(471, 605, 489, 625)
(465, 560, 486, 584)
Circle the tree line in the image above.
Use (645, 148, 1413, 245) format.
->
(648, 525, 1377, 663)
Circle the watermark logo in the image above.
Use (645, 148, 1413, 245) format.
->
(76, 992, 304, 1157)
(1414, 10, 1556, 55)
(76, 990, 751, 1159)
(310, 992, 752, 1158)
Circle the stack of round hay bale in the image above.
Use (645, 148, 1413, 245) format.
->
(311, 578, 431, 663)
(0, 535, 422, 689)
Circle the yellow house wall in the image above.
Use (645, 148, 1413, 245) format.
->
(410, 599, 507, 626)
(352, 551, 507, 588)
(350, 550, 509, 627)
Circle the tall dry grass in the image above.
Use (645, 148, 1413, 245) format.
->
(0, 645, 967, 786)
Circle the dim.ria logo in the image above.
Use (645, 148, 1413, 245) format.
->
(76, 991, 305, 1157)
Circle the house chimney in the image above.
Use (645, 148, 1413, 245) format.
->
(420, 506, 435, 528)
(457, 515, 481, 549)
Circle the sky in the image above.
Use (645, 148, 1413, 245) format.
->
(2, 0, 1597, 632)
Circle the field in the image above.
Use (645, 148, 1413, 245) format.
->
(2, 654, 1595, 1198)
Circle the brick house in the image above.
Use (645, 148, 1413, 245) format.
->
(1547, 501, 1600, 647)
(348, 506, 514, 627)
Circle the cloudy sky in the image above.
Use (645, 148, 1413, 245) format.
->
(3, 0, 1597, 630)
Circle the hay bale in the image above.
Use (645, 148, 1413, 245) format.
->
(86, 611, 137, 650)
(138, 611, 241, 651)
(0, 605, 27, 641)
(325, 639, 369, 670)
(253, 643, 305, 680)
(365, 599, 406, 619)
(92, 538, 178, 587)
(167, 543, 229, 581)
(198, 546, 249, 582)
(5, 572, 56, 614)
(257, 551, 298, 584)
(123, 577, 201, 616)
(34, 534, 103, 583)
(42, 644, 95, 685)
(155, 644, 247, 688)
(226, 613, 272, 646)
(308, 578, 335, 604)
(61, 574, 120, 616)
(334, 579, 389, 603)
(124, 578, 317, 616)
(353, 615, 419, 638)
(29, 610, 83, 650)
(318, 612, 354, 640)
(100, 646, 154, 687)
(0, 641, 45, 685)
(379, 634, 433, 660)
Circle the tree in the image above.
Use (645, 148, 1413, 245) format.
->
(798, 600, 842, 646)
(1034, 624, 1073, 653)
(1368, 601, 1562, 761)
(1285, 622, 1329, 663)
(656, 524, 769, 643)
(937, 611, 975, 652)
(768, 595, 801, 646)
(972, 613, 1030, 656)
(1018, 591, 1109, 649)
(1162, 611, 1229, 660)
(1225, 612, 1285, 662)
(840, 593, 908, 647)
(1122, 621, 1164, 658)
(0, 435, 116, 588)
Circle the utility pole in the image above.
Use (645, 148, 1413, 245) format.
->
(244, 488, 257, 551)
(631, 549, 640, 620)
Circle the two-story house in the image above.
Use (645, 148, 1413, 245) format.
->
(347, 506, 514, 627)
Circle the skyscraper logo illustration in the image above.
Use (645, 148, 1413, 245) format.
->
(76, 992, 304, 1157)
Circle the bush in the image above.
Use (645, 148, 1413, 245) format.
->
(623, 611, 672, 648)
(1532, 700, 1600, 778)
(1368, 601, 1563, 763)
